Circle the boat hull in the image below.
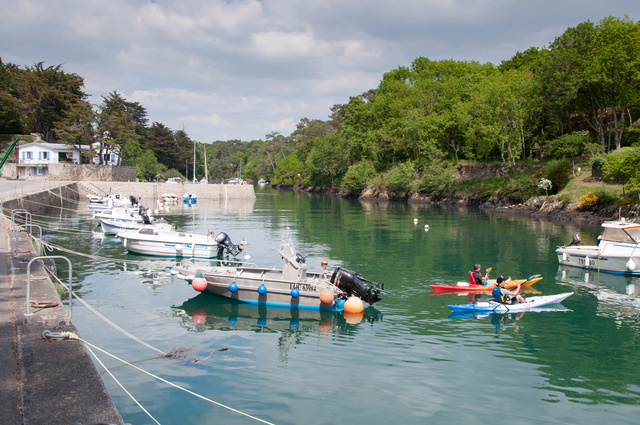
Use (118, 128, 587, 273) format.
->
(118, 226, 221, 259)
(447, 292, 574, 313)
(195, 266, 342, 310)
(556, 245, 640, 276)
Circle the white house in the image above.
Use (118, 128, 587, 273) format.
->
(17, 142, 83, 177)
(16, 140, 121, 179)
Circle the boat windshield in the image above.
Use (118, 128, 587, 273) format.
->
(602, 226, 640, 244)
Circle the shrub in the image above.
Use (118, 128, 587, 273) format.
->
(545, 159, 573, 194)
(341, 160, 376, 192)
(579, 189, 619, 211)
(379, 163, 415, 193)
(602, 148, 640, 183)
(415, 162, 454, 196)
(579, 191, 598, 211)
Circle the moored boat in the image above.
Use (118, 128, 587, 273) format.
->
(447, 292, 574, 313)
(170, 235, 384, 311)
(183, 193, 197, 204)
(94, 207, 156, 235)
(556, 219, 640, 275)
(117, 225, 245, 259)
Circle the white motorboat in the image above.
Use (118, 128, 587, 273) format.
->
(170, 235, 383, 311)
(556, 219, 640, 275)
(93, 207, 155, 235)
(87, 194, 138, 211)
(117, 225, 245, 259)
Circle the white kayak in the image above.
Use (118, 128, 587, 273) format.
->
(447, 292, 574, 313)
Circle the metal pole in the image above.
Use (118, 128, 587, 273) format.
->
(25, 256, 73, 320)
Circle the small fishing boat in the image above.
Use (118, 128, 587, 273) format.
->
(117, 225, 245, 259)
(556, 219, 640, 275)
(430, 274, 542, 292)
(170, 235, 383, 311)
(447, 292, 574, 313)
(93, 207, 155, 235)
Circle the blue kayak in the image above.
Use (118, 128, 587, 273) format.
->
(447, 292, 574, 313)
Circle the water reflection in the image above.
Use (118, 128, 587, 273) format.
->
(172, 295, 383, 361)
(556, 266, 640, 323)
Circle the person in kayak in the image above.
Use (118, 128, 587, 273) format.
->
(471, 264, 490, 285)
(492, 276, 526, 304)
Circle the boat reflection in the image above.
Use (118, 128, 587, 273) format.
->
(556, 265, 640, 321)
(172, 294, 383, 334)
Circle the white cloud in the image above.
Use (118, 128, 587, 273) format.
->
(1, 0, 638, 142)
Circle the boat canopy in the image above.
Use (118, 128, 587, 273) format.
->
(602, 226, 640, 244)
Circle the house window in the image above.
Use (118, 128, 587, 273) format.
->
(39, 168, 46, 175)
(24, 152, 33, 160)
(42, 152, 49, 160)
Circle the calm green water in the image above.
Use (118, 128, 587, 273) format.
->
(37, 187, 640, 425)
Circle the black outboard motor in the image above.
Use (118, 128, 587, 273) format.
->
(215, 232, 243, 257)
(330, 267, 383, 305)
(569, 233, 581, 246)
(130, 195, 138, 206)
(141, 212, 152, 225)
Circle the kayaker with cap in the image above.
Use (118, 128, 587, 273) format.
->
(471, 264, 490, 285)
(492, 276, 525, 304)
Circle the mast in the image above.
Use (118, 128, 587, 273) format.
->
(193, 140, 196, 183)
(203, 144, 208, 183)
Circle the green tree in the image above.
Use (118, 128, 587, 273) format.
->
(12, 62, 86, 142)
(54, 100, 96, 156)
(97, 92, 145, 165)
(272, 153, 305, 185)
(0, 60, 26, 134)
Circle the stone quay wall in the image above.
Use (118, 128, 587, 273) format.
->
(79, 181, 256, 201)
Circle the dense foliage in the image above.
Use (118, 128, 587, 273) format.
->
(1, 16, 639, 200)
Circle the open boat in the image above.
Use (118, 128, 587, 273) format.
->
(170, 235, 383, 311)
(117, 225, 245, 259)
(447, 292, 574, 313)
(94, 207, 155, 235)
(556, 219, 640, 276)
(430, 274, 542, 292)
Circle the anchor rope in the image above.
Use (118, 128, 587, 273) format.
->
(56, 332, 276, 425)
(82, 343, 162, 425)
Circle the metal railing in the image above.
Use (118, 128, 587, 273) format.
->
(25, 256, 73, 320)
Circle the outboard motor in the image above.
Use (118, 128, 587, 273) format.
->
(569, 233, 581, 246)
(130, 195, 138, 206)
(141, 212, 152, 225)
(330, 267, 383, 305)
(215, 232, 243, 257)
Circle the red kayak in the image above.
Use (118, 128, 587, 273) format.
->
(430, 274, 542, 292)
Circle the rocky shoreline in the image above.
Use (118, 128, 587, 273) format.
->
(285, 184, 634, 226)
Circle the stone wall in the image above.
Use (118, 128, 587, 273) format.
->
(79, 181, 256, 201)
(1, 183, 79, 215)
(455, 163, 541, 180)
(2, 163, 136, 181)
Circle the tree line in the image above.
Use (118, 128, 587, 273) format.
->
(1, 16, 639, 199)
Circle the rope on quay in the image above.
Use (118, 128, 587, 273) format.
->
(44, 331, 276, 425)
(42, 262, 169, 357)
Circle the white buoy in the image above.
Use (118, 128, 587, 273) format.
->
(414, 218, 418, 224)
(424, 224, 430, 231)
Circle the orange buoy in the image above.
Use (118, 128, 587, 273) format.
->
(343, 296, 364, 314)
(192, 276, 207, 292)
(321, 258, 328, 265)
(320, 289, 333, 304)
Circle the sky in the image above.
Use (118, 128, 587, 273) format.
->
(2, 1, 639, 143)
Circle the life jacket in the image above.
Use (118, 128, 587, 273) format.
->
(492, 285, 505, 303)
(469, 271, 476, 285)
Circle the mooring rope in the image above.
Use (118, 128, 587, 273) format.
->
(46, 331, 276, 425)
